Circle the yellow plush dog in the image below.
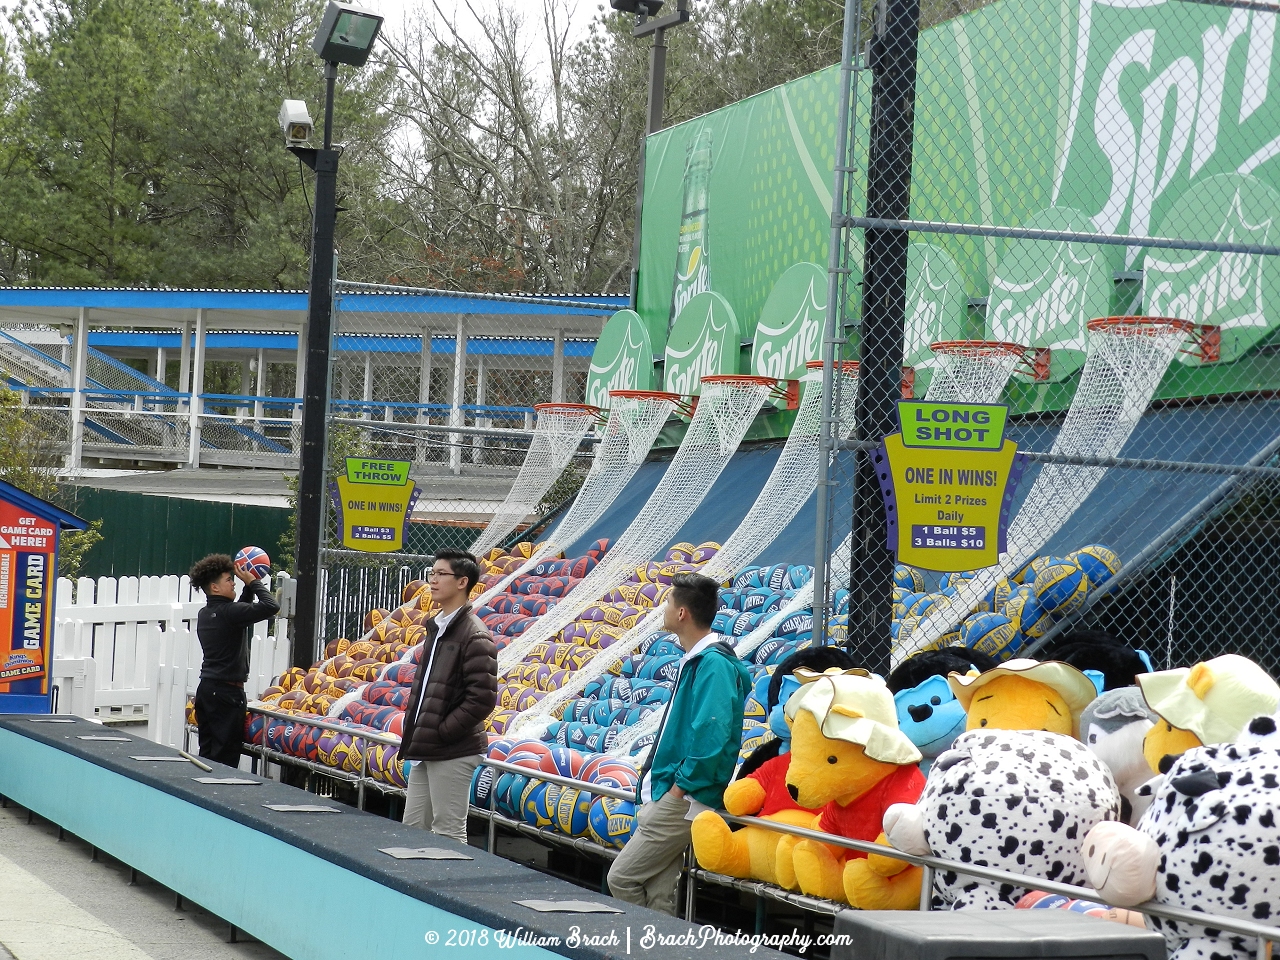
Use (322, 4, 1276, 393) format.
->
(764, 672, 926, 907)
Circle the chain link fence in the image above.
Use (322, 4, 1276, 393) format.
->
(815, 0, 1280, 678)
(314, 282, 609, 643)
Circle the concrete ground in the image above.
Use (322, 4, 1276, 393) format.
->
(0, 803, 287, 960)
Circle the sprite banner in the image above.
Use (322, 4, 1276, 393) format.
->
(664, 291, 741, 395)
(586, 309, 655, 407)
(634, 0, 1280, 406)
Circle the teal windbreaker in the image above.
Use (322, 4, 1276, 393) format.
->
(643, 641, 753, 809)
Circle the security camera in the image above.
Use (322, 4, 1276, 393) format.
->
(278, 99, 314, 147)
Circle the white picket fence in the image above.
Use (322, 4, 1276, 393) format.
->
(52, 574, 291, 748)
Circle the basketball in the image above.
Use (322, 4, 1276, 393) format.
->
(554, 787, 594, 836)
(521, 780, 559, 828)
(894, 563, 926, 592)
(960, 611, 1021, 660)
(541, 746, 585, 778)
(505, 739, 552, 770)
(587, 796, 637, 848)
(471, 763, 496, 807)
(1033, 557, 1089, 616)
(234, 545, 271, 580)
(691, 541, 720, 564)
(1070, 544, 1121, 588)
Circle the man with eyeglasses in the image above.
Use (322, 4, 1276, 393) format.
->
(399, 548, 497, 843)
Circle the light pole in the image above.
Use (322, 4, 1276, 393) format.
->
(613, 0, 693, 306)
(285, 1, 383, 669)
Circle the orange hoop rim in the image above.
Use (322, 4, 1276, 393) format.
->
(930, 339, 1032, 357)
(1086, 316, 1199, 335)
(607, 389, 683, 402)
(805, 360, 860, 372)
(533, 402, 602, 416)
(700, 374, 780, 387)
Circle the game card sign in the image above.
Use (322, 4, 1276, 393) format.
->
(0, 501, 57, 693)
(875, 402, 1028, 572)
(329, 458, 420, 553)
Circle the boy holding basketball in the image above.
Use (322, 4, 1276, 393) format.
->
(189, 553, 279, 768)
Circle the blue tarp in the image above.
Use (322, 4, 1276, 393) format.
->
(564, 397, 1280, 574)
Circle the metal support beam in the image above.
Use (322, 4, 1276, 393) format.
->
(551, 329, 566, 403)
(66, 307, 88, 471)
(178, 320, 192, 405)
(416, 327, 433, 463)
(254, 348, 267, 420)
(187, 309, 206, 469)
(848, 0, 921, 673)
(449, 316, 468, 475)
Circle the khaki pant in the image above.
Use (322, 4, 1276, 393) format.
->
(606, 789, 691, 916)
(402, 755, 481, 845)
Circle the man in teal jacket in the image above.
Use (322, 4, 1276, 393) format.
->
(607, 572, 752, 915)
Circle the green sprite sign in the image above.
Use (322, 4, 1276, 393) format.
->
(664, 291, 741, 396)
(1145, 174, 1280, 365)
(637, 0, 1280, 414)
(905, 243, 968, 376)
(751, 262, 826, 382)
(586, 309, 655, 408)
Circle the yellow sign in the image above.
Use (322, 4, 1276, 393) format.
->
(329, 459, 419, 553)
(875, 402, 1027, 572)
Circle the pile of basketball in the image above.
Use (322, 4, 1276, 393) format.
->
(891, 544, 1122, 660)
(471, 738, 639, 848)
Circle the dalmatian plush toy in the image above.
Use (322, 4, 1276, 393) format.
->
(885, 729, 1121, 909)
(1084, 712, 1280, 960)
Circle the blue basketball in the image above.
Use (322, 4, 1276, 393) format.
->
(733, 567, 763, 590)
(784, 565, 813, 589)
(470, 763, 496, 806)
(521, 781, 559, 828)
(732, 611, 760, 636)
(587, 796, 637, 849)
(1033, 558, 1089, 616)
(554, 787, 594, 836)
(712, 611, 736, 633)
(892, 591, 919, 621)
(959, 612, 1021, 660)
(1070, 544, 1121, 589)
(775, 612, 813, 638)
(752, 638, 783, 665)
(908, 593, 942, 619)
(980, 578, 1012, 614)
(495, 772, 529, 818)
(894, 564, 926, 592)
(234, 545, 271, 580)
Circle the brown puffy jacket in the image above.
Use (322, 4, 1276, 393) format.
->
(400, 604, 497, 762)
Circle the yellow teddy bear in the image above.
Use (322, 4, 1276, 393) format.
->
(947, 657, 1098, 737)
(764, 672, 926, 907)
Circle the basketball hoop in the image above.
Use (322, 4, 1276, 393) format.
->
(930, 340, 1052, 382)
(702, 373, 799, 410)
(610, 388, 694, 419)
(533, 401, 603, 421)
(1087, 317, 1220, 363)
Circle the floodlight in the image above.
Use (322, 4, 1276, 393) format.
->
(312, 1, 384, 67)
(610, 0, 664, 13)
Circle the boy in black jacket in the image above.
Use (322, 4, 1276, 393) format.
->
(190, 554, 279, 768)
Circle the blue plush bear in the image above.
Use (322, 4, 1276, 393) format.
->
(886, 646, 1001, 773)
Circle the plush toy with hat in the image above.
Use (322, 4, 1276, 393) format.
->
(1137, 654, 1280, 776)
(1079, 687, 1157, 824)
(887, 647, 999, 773)
(948, 658, 1099, 737)
(884, 729, 1121, 909)
(764, 671, 926, 907)
(1083, 711, 1280, 960)
(692, 649, 858, 885)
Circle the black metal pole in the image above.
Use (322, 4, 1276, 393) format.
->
(629, 25, 668, 307)
(848, 0, 920, 673)
(292, 61, 340, 669)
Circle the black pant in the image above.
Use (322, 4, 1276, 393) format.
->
(194, 679, 247, 769)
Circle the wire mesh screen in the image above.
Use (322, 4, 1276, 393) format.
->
(820, 0, 1280, 676)
(314, 281, 610, 646)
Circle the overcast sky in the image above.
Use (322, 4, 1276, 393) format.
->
(376, 0, 608, 64)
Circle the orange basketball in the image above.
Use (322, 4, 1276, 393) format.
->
(402, 579, 428, 604)
(363, 608, 391, 632)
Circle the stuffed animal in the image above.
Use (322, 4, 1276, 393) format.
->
(1039, 630, 1151, 692)
(692, 648, 857, 885)
(1084, 713, 1280, 960)
(884, 729, 1121, 909)
(1080, 687, 1156, 824)
(888, 647, 999, 772)
(770, 672, 926, 908)
(948, 658, 1099, 737)
(1137, 654, 1280, 775)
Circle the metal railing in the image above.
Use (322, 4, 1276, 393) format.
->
(240, 702, 1280, 955)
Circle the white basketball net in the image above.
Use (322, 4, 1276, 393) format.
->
(514, 367, 860, 740)
(926, 345, 1025, 404)
(895, 321, 1192, 664)
(473, 394, 677, 610)
(470, 405, 599, 556)
(731, 340, 1029, 664)
(495, 378, 774, 676)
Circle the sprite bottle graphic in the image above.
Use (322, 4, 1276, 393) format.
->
(668, 129, 713, 333)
